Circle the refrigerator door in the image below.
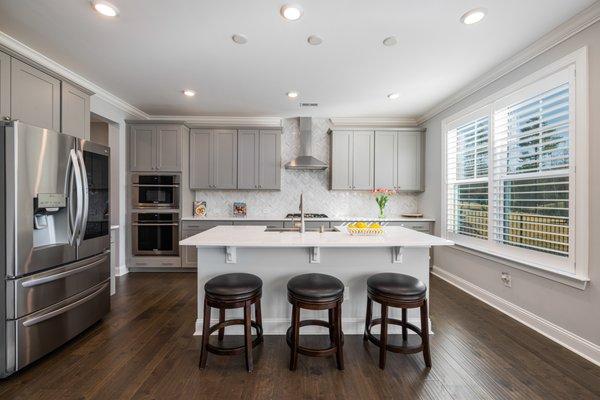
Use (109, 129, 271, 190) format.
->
(5, 122, 80, 277)
(77, 140, 110, 260)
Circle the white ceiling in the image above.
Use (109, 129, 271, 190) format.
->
(0, 0, 595, 118)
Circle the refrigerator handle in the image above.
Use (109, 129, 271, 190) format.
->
(68, 149, 84, 246)
(76, 150, 89, 246)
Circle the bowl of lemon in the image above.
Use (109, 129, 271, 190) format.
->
(344, 221, 385, 236)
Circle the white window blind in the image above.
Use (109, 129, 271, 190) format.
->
(446, 116, 489, 240)
(492, 83, 571, 258)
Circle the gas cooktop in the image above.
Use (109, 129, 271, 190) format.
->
(285, 213, 328, 219)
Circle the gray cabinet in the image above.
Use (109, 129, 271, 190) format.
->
(0, 51, 9, 121)
(237, 130, 281, 190)
(181, 221, 233, 267)
(330, 130, 374, 190)
(129, 124, 183, 171)
(10, 58, 60, 131)
(374, 130, 424, 192)
(190, 129, 237, 189)
(61, 82, 90, 139)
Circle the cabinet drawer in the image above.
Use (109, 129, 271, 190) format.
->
(181, 221, 233, 231)
(386, 221, 432, 233)
(132, 258, 181, 268)
(11, 281, 109, 371)
(8, 253, 110, 319)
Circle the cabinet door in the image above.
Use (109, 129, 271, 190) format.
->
(258, 130, 281, 190)
(352, 131, 374, 190)
(61, 82, 90, 139)
(11, 58, 60, 131)
(374, 131, 397, 189)
(330, 131, 353, 190)
(237, 130, 258, 189)
(189, 129, 212, 189)
(397, 131, 424, 191)
(156, 125, 182, 171)
(0, 51, 9, 121)
(129, 125, 156, 171)
(212, 130, 237, 189)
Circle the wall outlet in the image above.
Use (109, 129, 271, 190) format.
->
(501, 272, 512, 288)
(344, 286, 350, 300)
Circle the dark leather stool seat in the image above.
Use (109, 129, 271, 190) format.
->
(286, 273, 345, 371)
(364, 272, 431, 370)
(199, 273, 263, 372)
(205, 273, 262, 300)
(367, 273, 426, 301)
(287, 273, 344, 302)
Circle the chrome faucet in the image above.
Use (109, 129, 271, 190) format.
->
(299, 193, 305, 233)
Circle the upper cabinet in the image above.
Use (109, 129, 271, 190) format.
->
(10, 58, 60, 131)
(330, 130, 374, 190)
(374, 130, 424, 192)
(61, 82, 91, 139)
(0, 51, 10, 121)
(190, 128, 281, 190)
(0, 52, 91, 136)
(129, 124, 183, 172)
(332, 129, 424, 192)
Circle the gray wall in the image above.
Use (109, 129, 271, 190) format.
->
(420, 21, 600, 346)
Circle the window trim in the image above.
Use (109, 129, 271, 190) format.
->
(441, 47, 589, 281)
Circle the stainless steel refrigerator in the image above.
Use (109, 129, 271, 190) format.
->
(1, 121, 111, 377)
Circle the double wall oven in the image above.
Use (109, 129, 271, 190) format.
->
(131, 174, 180, 257)
(1, 121, 110, 377)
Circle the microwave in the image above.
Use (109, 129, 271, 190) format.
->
(132, 174, 180, 209)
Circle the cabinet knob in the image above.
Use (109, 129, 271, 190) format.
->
(258, 185, 262, 188)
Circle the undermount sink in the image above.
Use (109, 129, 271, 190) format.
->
(264, 227, 339, 233)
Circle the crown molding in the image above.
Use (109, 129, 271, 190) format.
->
(417, 1, 600, 125)
(0, 30, 150, 120)
(329, 116, 419, 128)
(150, 115, 282, 127)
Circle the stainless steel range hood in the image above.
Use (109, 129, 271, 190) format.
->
(285, 117, 328, 170)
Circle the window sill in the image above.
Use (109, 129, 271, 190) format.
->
(445, 243, 589, 290)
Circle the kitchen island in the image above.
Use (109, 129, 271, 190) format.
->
(180, 225, 453, 335)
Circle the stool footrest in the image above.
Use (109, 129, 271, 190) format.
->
(286, 319, 344, 357)
(366, 317, 424, 354)
(205, 319, 263, 356)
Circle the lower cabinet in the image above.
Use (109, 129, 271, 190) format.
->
(181, 221, 234, 267)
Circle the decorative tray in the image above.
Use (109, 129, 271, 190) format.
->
(341, 222, 386, 236)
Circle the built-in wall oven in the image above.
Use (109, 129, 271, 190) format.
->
(132, 212, 180, 256)
(132, 174, 180, 209)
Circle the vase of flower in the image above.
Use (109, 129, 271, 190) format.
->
(372, 189, 396, 219)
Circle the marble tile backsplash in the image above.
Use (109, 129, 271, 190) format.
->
(194, 118, 419, 218)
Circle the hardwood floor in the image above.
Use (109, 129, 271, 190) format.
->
(1, 273, 599, 400)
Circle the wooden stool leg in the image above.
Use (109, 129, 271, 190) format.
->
(363, 297, 372, 342)
(420, 300, 432, 368)
(289, 304, 300, 371)
(255, 300, 263, 344)
(199, 299, 211, 369)
(243, 302, 253, 372)
(218, 308, 226, 341)
(379, 303, 388, 370)
(335, 303, 344, 370)
(401, 308, 408, 343)
(328, 309, 335, 344)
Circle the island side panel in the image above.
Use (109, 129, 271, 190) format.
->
(195, 246, 431, 335)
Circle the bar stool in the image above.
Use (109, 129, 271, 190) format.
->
(363, 273, 431, 369)
(199, 273, 263, 372)
(286, 273, 344, 371)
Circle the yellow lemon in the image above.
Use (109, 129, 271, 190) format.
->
(369, 222, 381, 229)
(355, 221, 368, 229)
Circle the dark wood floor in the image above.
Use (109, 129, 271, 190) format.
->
(1, 273, 599, 400)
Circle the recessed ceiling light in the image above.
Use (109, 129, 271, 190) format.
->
(307, 35, 323, 45)
(280, 5, 303, 21)
(287, 91, 299, 98)
(183, 89, 196, 97)
(91, 0, 119, 17)
(232, 34, 248, 44)
(387, 93, 400, 100)
(460, 8, 486, 25)
(382, 36, 398, 47)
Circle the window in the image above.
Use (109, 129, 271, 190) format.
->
(442, 48, 589, 278)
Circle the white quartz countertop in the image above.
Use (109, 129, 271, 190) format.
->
(181, 216, 435, 222)
(180, 225, 452, 248)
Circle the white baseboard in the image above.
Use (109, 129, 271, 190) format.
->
(432, 265, 600, 367)
(194, 317, 431, 336)
(115, 264, 129, 277)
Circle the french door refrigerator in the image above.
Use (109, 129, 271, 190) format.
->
(1, 121, 111, 377)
